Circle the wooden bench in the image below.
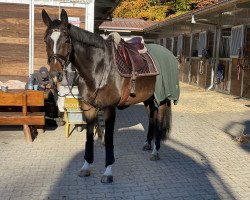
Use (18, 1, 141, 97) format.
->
(0, 90, 45, 142)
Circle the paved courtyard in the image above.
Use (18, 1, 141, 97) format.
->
(0, 83, 250, 200)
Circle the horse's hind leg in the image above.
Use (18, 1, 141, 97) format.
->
(143, 97, 157, 151)
(151, 100, 172, 161)
(101, 106, 116, 183)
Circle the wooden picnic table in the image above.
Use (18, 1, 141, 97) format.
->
(0, 89, 50, 142)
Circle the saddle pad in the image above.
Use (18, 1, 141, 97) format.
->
(145, 44, 180, 106)
(113, 43, 159, 78)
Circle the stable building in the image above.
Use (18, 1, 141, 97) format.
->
(144, 0, 250, 99)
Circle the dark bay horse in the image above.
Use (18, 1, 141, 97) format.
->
(42, 9, 179, 183)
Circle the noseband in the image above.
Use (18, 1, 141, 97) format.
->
(48, 53, 71, 69)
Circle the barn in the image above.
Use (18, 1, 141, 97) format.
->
(144, 0, 250, 99)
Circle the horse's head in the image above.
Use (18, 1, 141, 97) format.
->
(42, 9, 71, 84)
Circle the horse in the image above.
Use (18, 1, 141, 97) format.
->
(42, 9, 179, 183)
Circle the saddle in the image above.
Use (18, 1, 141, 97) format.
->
(126, 37, 146, 53)
(117, 37, 146, 72)
(108, 32, 158, 105)
(110, 33, 158, 75)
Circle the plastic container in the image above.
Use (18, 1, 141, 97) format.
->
(27, 74, 34, 90)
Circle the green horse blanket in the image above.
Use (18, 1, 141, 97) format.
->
(145, 44, 180, 106)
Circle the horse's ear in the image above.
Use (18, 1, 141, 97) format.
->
(60, 9, 68, 25)
(42, 9, 52, 27)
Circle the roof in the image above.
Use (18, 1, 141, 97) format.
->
(99, 18, 157, 32)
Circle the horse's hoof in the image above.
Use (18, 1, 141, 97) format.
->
(142, 143, 152, 151)
(101, 175, 113, 183)
(150, 153, 160, 161)
(78, 169, 91, 177)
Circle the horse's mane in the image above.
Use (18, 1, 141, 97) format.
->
(69, 25, 107, 49)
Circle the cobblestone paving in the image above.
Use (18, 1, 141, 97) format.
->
(0, 83, 250, 200)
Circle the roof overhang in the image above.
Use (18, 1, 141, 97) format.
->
(144, 0, 250, 37)
(94, 0, 123, 29)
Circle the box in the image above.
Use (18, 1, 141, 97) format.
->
(57, 86, 81, 112)
(68, 112, 85, 123)
(64, 97, 86, 123)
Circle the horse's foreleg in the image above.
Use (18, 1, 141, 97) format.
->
(78, 106, 97, 177)
(101, 106, 116, 183)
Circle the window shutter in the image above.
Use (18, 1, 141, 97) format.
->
(177, 35, 183, 56)
(230, 25, 245, 57)
(198, 31, 207, 57)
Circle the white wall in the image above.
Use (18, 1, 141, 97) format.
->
(0, 0, 94, 32)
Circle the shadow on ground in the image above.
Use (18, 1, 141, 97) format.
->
(45, 104, 236, 199)
(224, 120, 250, 152)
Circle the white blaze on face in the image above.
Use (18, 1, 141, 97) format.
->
(50, 31, 61, 54)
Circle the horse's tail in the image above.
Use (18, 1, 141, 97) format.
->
(160, 100, 172, 141)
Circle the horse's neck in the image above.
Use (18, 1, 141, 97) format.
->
(72, 42, 95, 78)
(71, 39, 111, 92)
(70, 25, 106, 49)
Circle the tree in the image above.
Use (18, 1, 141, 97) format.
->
(113, 0, 173, 21)
(113, 0, 202, 21)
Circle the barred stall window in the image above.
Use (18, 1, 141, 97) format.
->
(166, 38, 173, 51)
(173, 37, 178, 56)
(191, 33, 199, 57)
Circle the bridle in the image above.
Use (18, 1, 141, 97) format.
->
(45, 28, 77, 99)
(46, 29, 72, 70)
(45, 27, 106, 111)
(48, 53, 71, 69)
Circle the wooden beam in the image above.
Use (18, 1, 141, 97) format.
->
(236, 1, 250, 8)
(0, 112, 45, 125)
(95, 1, 116, 7)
